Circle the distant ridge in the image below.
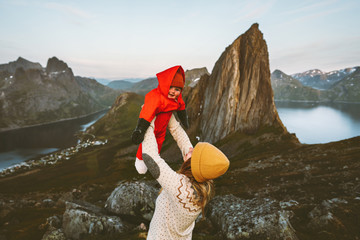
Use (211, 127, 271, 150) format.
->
(272, 67, 360, 102)
(291, 67, 357, 90)
(0, 57, 121, 131)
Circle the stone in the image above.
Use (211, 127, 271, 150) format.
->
(62, 201, 127, 239)
(105, 181, 158, 221)
(208, 195, 298, 240)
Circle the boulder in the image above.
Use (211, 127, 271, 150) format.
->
(208, 194, 298, 240)
(62, 201, 127, 239)
(105, 181, 158, 221)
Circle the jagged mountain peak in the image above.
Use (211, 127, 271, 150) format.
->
(188, 23, 287, 143)
(46, 56, 70, 74)
(0, 57, 43, 74)
(272, 69, 286, 78)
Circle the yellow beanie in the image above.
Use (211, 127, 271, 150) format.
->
(191, 142, 230, 183)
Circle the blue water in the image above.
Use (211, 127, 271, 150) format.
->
(0, 110, 107, 170)
(1, 103, 359, 170)
(276, 102, 360, 144)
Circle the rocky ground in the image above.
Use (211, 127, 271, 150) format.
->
(0, 127, 359, 240)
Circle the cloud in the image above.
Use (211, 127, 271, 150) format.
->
(44, 2, 93, 19)
(282, 0, 338, 15)
(278, 0, 355, 27)
(233, 0, 277, 22)
(270, 37, 360, 73)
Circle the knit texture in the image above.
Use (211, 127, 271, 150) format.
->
(142, 114, 200, 240)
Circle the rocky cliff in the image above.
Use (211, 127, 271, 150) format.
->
(0, 57, 121, 131)
(188, 23, 286, 143)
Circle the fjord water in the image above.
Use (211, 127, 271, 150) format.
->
(0, 110, 107, 170)
(276, 102, 360, 144)
(1, 103, 360, 170)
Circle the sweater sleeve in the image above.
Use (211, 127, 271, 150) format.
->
(142, 119, 182, 196)
(168, 114, 193, 159)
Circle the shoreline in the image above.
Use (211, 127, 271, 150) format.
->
(0, 107, 110, 134)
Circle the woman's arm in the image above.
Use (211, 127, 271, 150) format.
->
(168, 114, 193, 161)
(142, 118, 182, 195)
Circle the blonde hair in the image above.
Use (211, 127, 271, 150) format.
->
(177, 159, 214, 216)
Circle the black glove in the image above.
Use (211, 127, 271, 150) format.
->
(177, 110, 189, 129)
(131, 118, 151, 144)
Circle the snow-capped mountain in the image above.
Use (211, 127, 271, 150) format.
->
(291, 67, 357, 90)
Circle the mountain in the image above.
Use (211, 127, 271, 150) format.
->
(94, 78, 111, 85)
(0, 57, 42, 74)
(184, 67, 209, 87)
(0, 57, 121, 131)
(271, 70, 321, 101)
(129, 77, 158, 95)
(107, 80, 134, 90)
(185, 23, 288, 143)
(325, 67, 360, 102)
(291, 67, 357, 90)
(272, 68, 360, 103)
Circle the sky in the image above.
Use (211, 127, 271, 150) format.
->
(0, 0, 359, 80)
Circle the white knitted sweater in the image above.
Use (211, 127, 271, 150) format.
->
(142, 114, 201, 240)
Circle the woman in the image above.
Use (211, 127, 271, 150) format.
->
(141, 114, 230, 239)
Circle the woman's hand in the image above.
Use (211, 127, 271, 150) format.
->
(184, 147, 193, 161)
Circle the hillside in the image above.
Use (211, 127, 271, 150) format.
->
(271, 70, 321, 101)
(325, 67, 360, 102)
(0, 57, 121, 131)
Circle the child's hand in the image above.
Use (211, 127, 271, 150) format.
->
(184, 147, 193, 161)
(131, 118, 151, 144)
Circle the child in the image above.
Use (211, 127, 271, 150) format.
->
(132, 65, 189, 174)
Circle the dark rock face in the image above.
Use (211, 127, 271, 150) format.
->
(46, 57, 70, 74)
(189, 23, 286, 142)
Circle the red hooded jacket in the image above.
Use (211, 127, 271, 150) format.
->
(136, 65, 186, 160)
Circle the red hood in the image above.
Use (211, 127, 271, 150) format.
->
(156, 65, 185, 97)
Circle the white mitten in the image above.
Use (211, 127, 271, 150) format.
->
(135, 157, 148, 174)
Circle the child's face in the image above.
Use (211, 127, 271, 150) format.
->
(168, 86, 182, 100)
